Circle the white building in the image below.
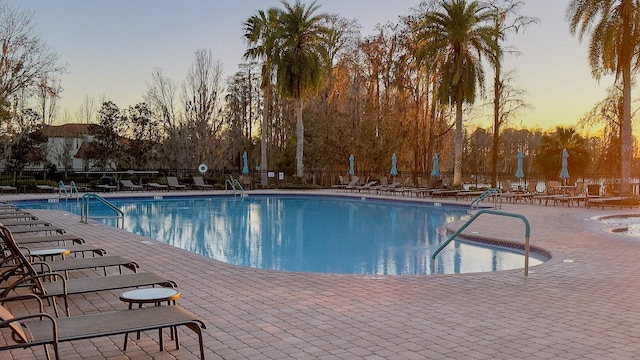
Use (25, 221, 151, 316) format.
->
(42, 124, 98, 170)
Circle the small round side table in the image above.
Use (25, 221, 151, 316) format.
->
(119, 287, 182, 351)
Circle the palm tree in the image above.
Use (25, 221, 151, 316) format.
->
(567, 0, 640, 193)
(534, 126, 590, 181)
(271, 0, 330, 178)
(415, 0, 498, 187)
(243, 8, 279, 187)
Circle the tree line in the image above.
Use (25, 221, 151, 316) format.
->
(0, 0, 638, 188)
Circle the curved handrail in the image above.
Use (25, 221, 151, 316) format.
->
(471, 188, 502, 209)
(225, 176, 245, 197)
(58, 181, 80, 199)
(58, 180, 67, 197)
(70, 181, 79, 196)
(431, 209, 531, 276)
(80, 193, 124, 228)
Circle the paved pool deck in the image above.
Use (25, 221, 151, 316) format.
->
(2, 189, 640, 359)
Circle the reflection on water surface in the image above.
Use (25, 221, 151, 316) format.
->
(17, 195, 543, 275)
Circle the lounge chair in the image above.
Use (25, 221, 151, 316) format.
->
(36, 184, 56, 193)
(0, 226, 177, 317)
(586, 196, 638, 209)
(354, 181, 378, 193)
(13, 234, 85, 246)
(0, 294, 206, 360)
(1, 224, 136, 277)
(120, 179, 144, 191)
(95, 184, 117, 192)
(1, 219, 53, 227)
(331, 175, 347, 190)
(167, 177, 187, 190)
(0, 212, 39, 220)
(343, 176, 361, 191)
(0, 185, 17, 194)
(192, 176, 213, 190)
(147, 182, 169, 191)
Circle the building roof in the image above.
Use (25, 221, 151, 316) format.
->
(42, 123, 100, 138)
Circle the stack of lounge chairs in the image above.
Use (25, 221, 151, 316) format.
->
(0, 203, 206, 359)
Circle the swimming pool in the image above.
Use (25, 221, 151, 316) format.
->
(14, 195, 543, 275)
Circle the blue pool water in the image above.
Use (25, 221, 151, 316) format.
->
(14, 195, 543, 275)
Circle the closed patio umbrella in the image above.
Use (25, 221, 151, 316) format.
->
(515, 151, 524, 180)
(242, 151, 249, 175)
(559, 148, 569, 182)
(390, 153, 398, 177)
(349, 154, 355, 176)
(431, 153, 440, 177)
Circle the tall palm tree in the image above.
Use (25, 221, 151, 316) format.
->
(567, 0, 640, 193)
(243, 8, 279, 187)
(271, 0, 330, 178)
(415, 0, 498, 187)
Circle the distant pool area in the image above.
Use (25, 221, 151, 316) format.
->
(14, 194, 544, 275)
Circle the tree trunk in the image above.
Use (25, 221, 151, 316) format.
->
(295, 97, 304, 178)
(492, 62, 501, 188)
(260, 84, 269, 187)
(621, 64, 632, 194)
(453, 100, 463, 187)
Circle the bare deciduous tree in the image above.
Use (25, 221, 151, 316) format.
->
(0, 1, 65, 118)
(182, 49, 226, 169)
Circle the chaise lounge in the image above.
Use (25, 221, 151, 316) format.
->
(0, 294, 206, 360)
(192, 176, 213, 190)
(167, 177, 187, 190)
(0, 226, 177, 317)
(120, 179, 144, 191)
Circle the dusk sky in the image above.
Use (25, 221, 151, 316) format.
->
(8, 0, 614, 132)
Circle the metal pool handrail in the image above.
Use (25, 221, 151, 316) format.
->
(471, 188, 502, 209)
(80, 193, 124, 228)
(431, 209, 531, 276)
(225, 176, 245, 196)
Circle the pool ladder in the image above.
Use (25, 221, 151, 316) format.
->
(59, 180, 80, 199)
(80, 193, 124, 228)
(431, 209, 531, 276)
(225, 176, 245, 197)
(471, 188, 502, 209)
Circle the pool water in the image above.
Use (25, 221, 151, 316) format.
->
(15, 195, 543, 275)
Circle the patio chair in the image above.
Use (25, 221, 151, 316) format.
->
(192, 176, 213, 190)
(0, 226, 177, 317)
(0, 212, 39, 220)
(167, 177, 187, 190)
(35, 184, 56, 193)
(146, 182, 169, 191)
(353, 181, 377, 193)
(13, 234, 85, 247)
(0, 232, 139, 278)
(342, 176, 360, 191)
(0, 185, 17, 194)
(0, 293, 206, 360)
(120, 179, 144, 191)
(331, 175, 347, 190)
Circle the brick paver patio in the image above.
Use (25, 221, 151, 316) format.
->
(2, 190, 640, 359)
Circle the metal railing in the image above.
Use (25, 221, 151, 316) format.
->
(58, 180, 80, 198)
(431, 209, 531, 276)
(80, 193, 124, 228)
(225, 176, 245, 196)
(471, 188, 502, 209)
